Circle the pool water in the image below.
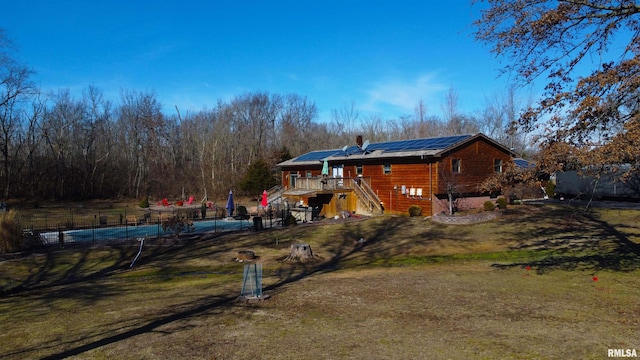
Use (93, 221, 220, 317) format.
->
(39, 218, 252, 245)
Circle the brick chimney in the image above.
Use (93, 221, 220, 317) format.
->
(356, 135, 363, 147)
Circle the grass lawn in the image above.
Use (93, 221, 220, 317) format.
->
(0, 203, 639, 359)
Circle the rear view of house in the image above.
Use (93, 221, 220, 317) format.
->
(276, 133, 515, 218)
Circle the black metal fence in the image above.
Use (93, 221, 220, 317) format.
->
(19, 206, 287, 247)
(15, 201, 323, 247)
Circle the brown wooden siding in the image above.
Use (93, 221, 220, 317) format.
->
(280, 169, 325, 189)
(366, 161, 435, 215)
(435, 138, 512, 195)
(279, 136, 513, 216)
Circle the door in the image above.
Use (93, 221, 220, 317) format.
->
(332, 165, 344, 186)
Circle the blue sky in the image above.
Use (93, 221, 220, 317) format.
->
(2, 0, 526, 122)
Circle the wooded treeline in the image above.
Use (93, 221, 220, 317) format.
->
(1, 31, 527, 202)
(3, 89, 525, 202)
(4, 0, 639, 203)
(1, 85, 326, 201)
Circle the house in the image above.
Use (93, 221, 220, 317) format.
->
(276, 133, 516, 218)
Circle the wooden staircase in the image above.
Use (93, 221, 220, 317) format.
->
(353, 180, 383, 215)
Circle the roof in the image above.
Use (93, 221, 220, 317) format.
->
(278, 133, 514, 167)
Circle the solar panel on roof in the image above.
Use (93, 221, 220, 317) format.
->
(376, 135, 471, 153)
(290, 134, 474, 162)
(293, 149, 342, 162)
(344, 145, 361, 155)
(514, 158, 535, 168)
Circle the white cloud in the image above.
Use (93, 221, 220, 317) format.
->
(362, 73, 448, 117)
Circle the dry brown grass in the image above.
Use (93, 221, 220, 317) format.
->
(0, 210, 23, 253)
(0, 203, 639, 359)
(9, 199, 147, 230)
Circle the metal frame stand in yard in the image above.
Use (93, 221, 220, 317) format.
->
(239, 263, 269, 302)
(130, 236, 146, 268)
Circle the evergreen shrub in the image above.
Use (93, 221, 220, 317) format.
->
(408, 205, 422, 217)
(139, 196, 149, 208)
(496, 197, 508, 209)
(483, 201, 496, 212)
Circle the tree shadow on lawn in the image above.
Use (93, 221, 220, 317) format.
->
(336, 217, 466, 266)
(12, 208, 639, 359)
(5, 216, 428, 301)
(1, 235, 246, 359)
(10, 219, 410, 359)
(6, 293, 235, 360)
(0, 245, 135, 297)
(0, 230, 241, 298)
(492, 206, 640, 273)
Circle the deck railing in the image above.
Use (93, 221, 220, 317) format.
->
(290, 176, 383, 214)
(293, 176, 355, 190)
(353, 180, 383, 213)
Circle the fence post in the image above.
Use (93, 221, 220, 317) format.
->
(125, 207, 128, 239)
(58, 225, 64, 247)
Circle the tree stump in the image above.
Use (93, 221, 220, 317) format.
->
(236, 250, 256, 262)
(283, 243, 321, 263)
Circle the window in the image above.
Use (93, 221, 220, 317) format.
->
(306, 170, 312, 178)
(383, 163, 391, 175)
(451, 158, 461, 173)
(494, 159, 503, 173)
(356, 163, 363, 175)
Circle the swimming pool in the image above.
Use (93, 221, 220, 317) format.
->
(39, 218, 252, 245)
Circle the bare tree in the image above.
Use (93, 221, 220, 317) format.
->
(178, 109, 212, 201)
(276, 93, 317, 156)
(116, 90, 165, 199)
(481, 84, 530, 154)
(0, 30, 36, 199)
(20, 93, 46, 198)
(40, 90, 86, 198)
(441, 86, 459, 132)
(413, 99, 441, 138)
(231, 92, 281, 163)
(439, 165, 464, 216)
(331, 100, 360, 145)
(83, 86, 114, 197)
(441, 86, 480, 135)
(359, 114, 387, 143)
